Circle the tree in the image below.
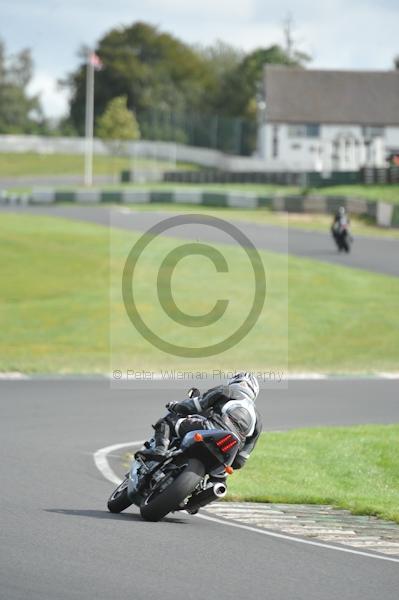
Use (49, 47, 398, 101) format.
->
(195, 40, 243, 85)
(0, 39, 42, 134)
(63, 22, 311, 154)
(394, 56, 399, 70)
(212, 44, 310, 154)
(97, 95, 140, 155)
(64, 22, 216, 134)
(216, 45, 309, 119)
(282, 13, 310, 65)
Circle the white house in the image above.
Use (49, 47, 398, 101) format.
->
(258, 66, 399, 172)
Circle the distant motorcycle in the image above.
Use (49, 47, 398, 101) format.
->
(107, 405, 239, 522)
(332, 222, 353, 253)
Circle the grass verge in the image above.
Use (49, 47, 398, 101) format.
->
(227, 425, 399, 524)
(0, 213, 398, 373)
(0, 152, 194, 178)
(312, 184, 399, 205)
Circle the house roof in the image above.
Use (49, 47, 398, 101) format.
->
(263, 66, 399, 126)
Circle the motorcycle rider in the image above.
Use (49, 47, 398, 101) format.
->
(331, 206, 350, 244)
(139, 372, 262, 471)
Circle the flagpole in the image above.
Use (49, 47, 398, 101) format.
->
(84, 52, 95, 186)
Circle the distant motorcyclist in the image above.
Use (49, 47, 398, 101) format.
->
(331, 206, 352, 252)
(332, 206, 350, 229)
(139, 372, 262, 471)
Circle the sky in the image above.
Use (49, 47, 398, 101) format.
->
(1, 0, 398, 118)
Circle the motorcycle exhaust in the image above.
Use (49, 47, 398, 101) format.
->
(186, 482, 227, 511)
(213, 483, 227, 498)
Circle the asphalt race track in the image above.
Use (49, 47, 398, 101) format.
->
(1, 379, 399, 600)
(2, 204, 399, 277)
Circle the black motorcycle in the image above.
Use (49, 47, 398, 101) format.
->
(107, 405, 240, 522)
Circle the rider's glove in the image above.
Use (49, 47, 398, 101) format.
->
(166, 401, 190, 417)
(166, 401, 182, 414)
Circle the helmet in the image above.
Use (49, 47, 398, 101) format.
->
(338, 206, 346, 216)
(228, 372, 259, 403)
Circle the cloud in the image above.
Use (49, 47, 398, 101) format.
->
(144, 0, 256, 20)
(28, 71, 70, 119)
(297, 2, 399, 69)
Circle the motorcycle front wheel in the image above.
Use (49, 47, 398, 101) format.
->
(140, 458, 205, 522)
(107, 478, 133, 513)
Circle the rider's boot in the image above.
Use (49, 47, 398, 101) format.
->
(140, 420, 170, 461)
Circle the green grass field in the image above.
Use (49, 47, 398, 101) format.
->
(0, 152, 194, 178)
(226, 425, 399, 523)
(0, 213, 398, 374)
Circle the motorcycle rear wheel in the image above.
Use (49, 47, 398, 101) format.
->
(140, 458, 205, 522)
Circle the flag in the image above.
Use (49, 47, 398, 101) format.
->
(89, 52, 103, 71)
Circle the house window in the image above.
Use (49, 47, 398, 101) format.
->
(288, 124, 320, 138)
(306, 124, 320, 138)
(362, 126, 385, 139)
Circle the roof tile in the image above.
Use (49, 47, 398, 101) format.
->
(264, 66, 399, 126)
